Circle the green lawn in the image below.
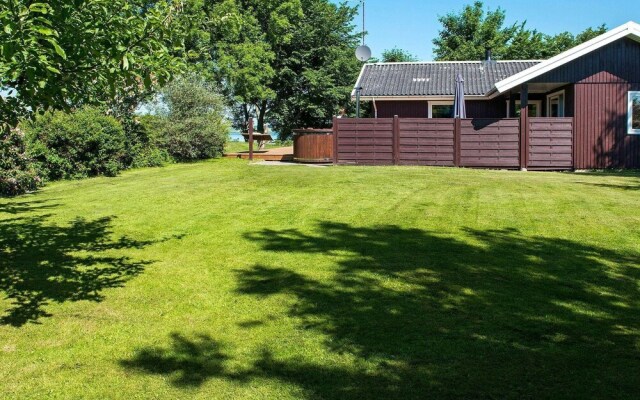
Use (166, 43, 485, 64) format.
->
(1, 160, 639, 399)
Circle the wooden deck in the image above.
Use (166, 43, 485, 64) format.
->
(224, 146, 294, 161)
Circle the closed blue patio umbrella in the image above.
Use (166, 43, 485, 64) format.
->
(453, 74, 466, 118)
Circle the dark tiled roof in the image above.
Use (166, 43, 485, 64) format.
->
(356, 61, 541, 97)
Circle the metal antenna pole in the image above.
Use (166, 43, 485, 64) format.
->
(362, 0, 365, 45)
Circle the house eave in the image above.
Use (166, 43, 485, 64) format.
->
(494, 21, 640, 94)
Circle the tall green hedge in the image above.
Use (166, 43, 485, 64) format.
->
(24, 107, 127, 180)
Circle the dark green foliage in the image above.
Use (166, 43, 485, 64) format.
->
(267, 0, 362, 136)
(24, 107, 127, 180)
(0, 0, 189, 132)
(382, 47, 419, 62)
(433, 1, 606, 61)
(207, 0, 361, 137)
(132, 115, 173, 168)
(152, 75, 229, 161)
(0, 129, 41, 196)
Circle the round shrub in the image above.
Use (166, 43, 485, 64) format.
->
(24, 107, 127, 180)
(155, 75, 229, 161)
(0, 129, 42, 196)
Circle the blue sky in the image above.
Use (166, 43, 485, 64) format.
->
(333, 0, 640, 60)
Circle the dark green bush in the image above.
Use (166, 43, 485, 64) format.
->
(24, 107, 127, 180)
(126, 115, 173, 168)
(0, 129, 42, 196)
(130, 145, 173, 169)
(154, 75, 229, 161)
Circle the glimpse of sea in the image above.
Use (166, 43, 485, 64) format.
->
(229, 130, 281, 142)
(229, 131, 245, 142)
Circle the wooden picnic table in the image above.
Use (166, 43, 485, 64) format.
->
(242, 133, 273, 150)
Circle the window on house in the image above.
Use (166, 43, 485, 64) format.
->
(505, 100, 542, 117)
(629, 91, 640, 134)
(547, 90, 565, 117)
(429, 101, 454, 118)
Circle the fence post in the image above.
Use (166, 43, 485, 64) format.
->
(519, 84, 529, 170)
(519, 112, 528, 170)
(332, 116, 338, 165)
(454, 118, 461, 167)
(393, 115, 400, 165)
(248, 118, 254, 161)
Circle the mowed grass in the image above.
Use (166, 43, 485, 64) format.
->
(1, 160, 639, 399)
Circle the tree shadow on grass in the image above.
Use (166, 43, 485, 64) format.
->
(576, 181, 640, 191)
(0, 198, 60, 215)
(120, 333, 249, 387)
(0, 203, 177, 327)
(233, 223, 640, 399)
(118, 222, 639, 398)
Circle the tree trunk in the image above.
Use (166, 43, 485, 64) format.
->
(257, 101, 267, 133)
(242, 104, 250, 132)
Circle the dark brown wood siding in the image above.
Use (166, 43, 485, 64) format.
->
(466, 100, 507, 118)
(375, 101, 428, 118)
(574, 82, 640, 168)
(531, 38, 640, 168)
(531, 38, 640, 84)
(376, 100, 506, 118)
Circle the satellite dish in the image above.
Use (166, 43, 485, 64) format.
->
(356, 45, 372, 62)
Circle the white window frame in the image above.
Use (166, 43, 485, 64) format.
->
(505, 100, 542, 117)
(628, 91, 640, 135)
(428, 101, 454, 118)
(546, 90, 566, 117)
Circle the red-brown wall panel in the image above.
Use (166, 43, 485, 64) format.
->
(375, 100, 506, 119)
(574, 82, 640, 169)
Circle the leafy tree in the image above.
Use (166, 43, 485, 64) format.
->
(433, 1, 518, 61)
(207, 0, 361, 137)
(152, 74, 229, 161)
(268, 0, 362, 136)
(433, 1, 606, 61)
(208, 0, 278, 133)
(381, 48, 419, 63)
(541, 25, 607, 58)
(0, 0, 189, 132)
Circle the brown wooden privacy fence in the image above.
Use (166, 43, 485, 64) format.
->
(398, 119, 455, 166)
(333, 118, 394, 165)
(460, 119, 520, 168)
(333, 116, 574, 170)
(528, 118, 574, 169)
